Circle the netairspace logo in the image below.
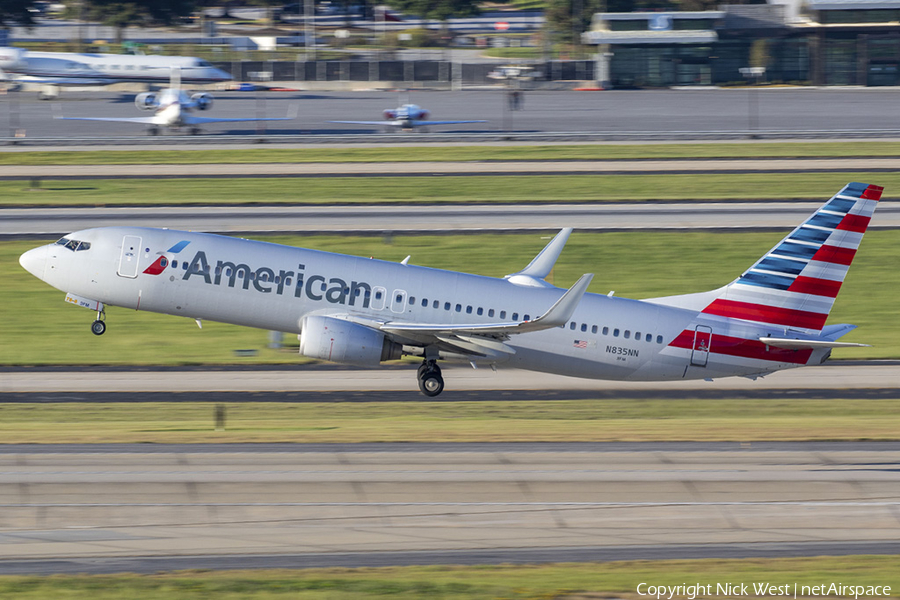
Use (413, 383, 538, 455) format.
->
(636, 583, 892, 600)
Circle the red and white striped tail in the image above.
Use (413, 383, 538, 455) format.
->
(700, 182, 882, 333)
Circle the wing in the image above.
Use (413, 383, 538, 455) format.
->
(57, 116, 159, 124)
(416, 120, 487, 125)
(328, 120, 395, 125)
(182, 116, 294, 124)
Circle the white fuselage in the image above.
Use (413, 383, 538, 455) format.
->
(0, 47, 231, 85)
(19, 227, 826, 383)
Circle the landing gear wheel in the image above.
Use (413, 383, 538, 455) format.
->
(147, 126, 160, 136)
(190, 127, 201, 135)
(417, 360, 444, 397)
(91, 320, 106, 336)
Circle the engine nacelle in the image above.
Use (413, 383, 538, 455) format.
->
(191, 92, 213, 111)
(0, 47, 24, 69)
(299, 315, 402, 366)
(135, 92, 158, 111)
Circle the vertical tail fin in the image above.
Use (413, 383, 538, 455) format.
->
(169, 65, 181, 91)
(699, 182, 882, 333)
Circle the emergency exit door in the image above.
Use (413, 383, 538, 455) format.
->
(690, 325, 712, 367)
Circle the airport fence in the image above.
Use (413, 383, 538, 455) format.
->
(212, 60, 595, 84)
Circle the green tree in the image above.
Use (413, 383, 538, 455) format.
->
(386, 0, 479, 23)
(544, 0, 601, 46)
(0, 0, 37, 28)
(66, 0, 198, 42)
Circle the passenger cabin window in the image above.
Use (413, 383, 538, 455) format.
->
(477, 307, 483, 316)
(488, 309, 495, 317)
(592, 325, 598, 334)
(466, 306, 472, 314)
(433, 300, 439, 309)
(581, 324, 587, 332)
(624, 330, 631, 339)
(613, 329, 620, 337)
(512, 313, 518, 321)
(657, 335, 663, 344)
(602, 327, 609, 335)
(444, 302, 451, 311)
(455, 304, 462, 312)
(645, 333, 652, 342)
(500, 311, 506, 319)
(569, 322, 576, 330)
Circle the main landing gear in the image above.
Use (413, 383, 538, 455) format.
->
(91, 309, 106, 336)
(417, 360, 444, 397)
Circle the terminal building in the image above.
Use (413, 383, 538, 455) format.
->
(582, 0, 900, 87)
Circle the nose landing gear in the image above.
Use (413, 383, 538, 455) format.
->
(91, 309, 106, 336)
(417, 360, 444, 397)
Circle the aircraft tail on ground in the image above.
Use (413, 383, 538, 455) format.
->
(652, 182, 882, 334)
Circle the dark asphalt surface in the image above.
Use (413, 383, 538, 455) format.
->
(2, 388, 900, 402)
(3, 541, 900, 575)
(9, 88, 900, 138)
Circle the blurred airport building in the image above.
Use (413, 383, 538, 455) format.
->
(583, 0, 900, 87)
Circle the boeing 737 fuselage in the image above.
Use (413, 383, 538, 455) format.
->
(19, 183, 880, 396)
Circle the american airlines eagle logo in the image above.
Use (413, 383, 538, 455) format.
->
(142, 240, 191, 275)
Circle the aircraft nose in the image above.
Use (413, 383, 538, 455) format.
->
(19, 245, 48, 280)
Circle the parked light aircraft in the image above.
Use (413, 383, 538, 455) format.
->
(0, 46, 231, 98)
(19, 183, 880, 396)
(58, 69, 291, 135)
(328, 103, 486, 131)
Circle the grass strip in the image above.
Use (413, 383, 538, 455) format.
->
(1, 398, 899, 443)
(3, 229, 894, 366)
(4, 172, 900, 207)
(0, 556, 898, 599)
(6, 142, 900, 165)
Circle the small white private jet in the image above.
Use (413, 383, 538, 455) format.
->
(0, 46, 231, 99)
(58, 69, 292, 135)
(19, 183, 880, 396)
(329, 103, 486, 132)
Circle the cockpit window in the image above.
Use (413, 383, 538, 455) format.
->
(56, 237, 91, 251)
(197, 60, 212, 67)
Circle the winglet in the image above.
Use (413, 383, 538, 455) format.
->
(515, 273, 593, 333)
(506, 228, 573, 288)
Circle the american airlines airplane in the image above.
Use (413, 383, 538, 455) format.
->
(0, 46, 231, 98)
(329, 103, 486, 132)
(18, 183, 879, 396)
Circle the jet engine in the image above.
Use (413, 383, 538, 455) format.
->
(134, 92, 158, 110)
(299, 315, 402, 366)
(191, 92, 213, 111)
(0, 47, 24, 69)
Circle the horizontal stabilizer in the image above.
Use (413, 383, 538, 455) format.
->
(758, 337, 870, 349)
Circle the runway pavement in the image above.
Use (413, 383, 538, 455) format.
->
(2, 362, 899, 395)
(10, 88, 900, 140)
(5, 201, 900, 237)
(1, 442, 898, 573)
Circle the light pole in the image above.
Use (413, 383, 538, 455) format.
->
(739, 66, 765, 136)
